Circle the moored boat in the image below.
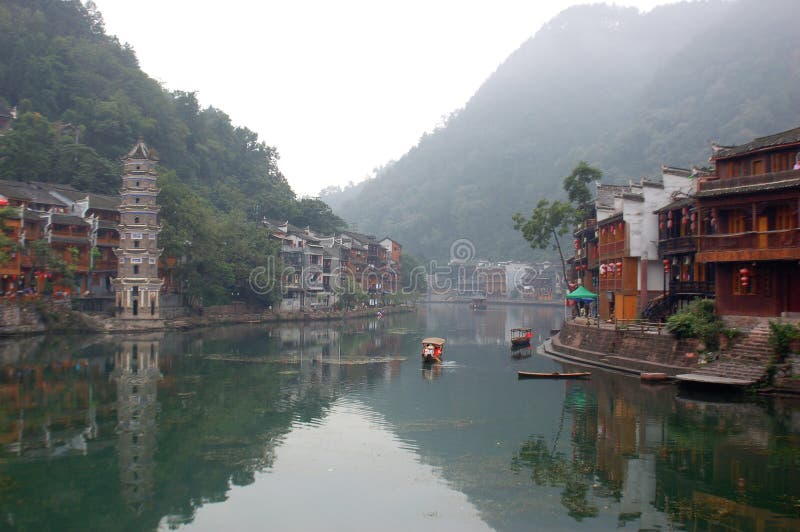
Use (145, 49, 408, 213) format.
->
(518, 371, 591, 379)
(640, 372, 670, 383)
(421, 337, 445, 363)
(510, 328, 533, 347)
(472, 297, 487, 310)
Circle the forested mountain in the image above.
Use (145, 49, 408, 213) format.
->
(323, 0, 800, 261)
(0, 0, 345, 304)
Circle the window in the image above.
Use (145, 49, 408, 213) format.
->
(134, 240, 140, 248)
(134, 217, 140, 224)
(133, 265, 139, 274)
(776, 205, 794, 230)
(752, 159, 764, 175)
(135, 197, 140, 203)
(772, 153, 789, 172)
(135, 181, 140, 187)
(727, 210, 747, 234)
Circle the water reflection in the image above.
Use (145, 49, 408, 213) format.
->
(0, 305, 797, 531)
(112, 334, 163, 514)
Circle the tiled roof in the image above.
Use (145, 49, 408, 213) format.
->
(51, 213, 89, 226)
(654, 196, 694, 213)
(51, 235, 89, 244)
(595, 183, 631, 210)
(97, 220, 119, 230)
(696, 177, 800, 198)
(0, 179, 66, 207)
(711, 126, 800, 159)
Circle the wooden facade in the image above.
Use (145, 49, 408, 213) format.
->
(695, 126, 800, 317)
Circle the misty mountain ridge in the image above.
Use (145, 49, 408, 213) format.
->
(323, 0, 800, 261)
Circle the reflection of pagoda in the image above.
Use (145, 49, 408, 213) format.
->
(111, 335, 162, 513)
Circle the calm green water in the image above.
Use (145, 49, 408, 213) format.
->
(0, 304, 798, 531)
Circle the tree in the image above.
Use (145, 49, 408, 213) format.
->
(513, 162, 603, 287)
(0, 207, 16, 266)
(563, 161, 601, 219)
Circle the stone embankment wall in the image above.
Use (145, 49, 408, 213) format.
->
(553, 321, 701, 376)
(0, 303, 46, 335)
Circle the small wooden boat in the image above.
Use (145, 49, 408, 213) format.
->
(421, 337, 445, 363)
(511, 328, 533, 347)
(472, 297, 487, 310)
(518, 371, 591, 379)
(640, 372, 670, 383)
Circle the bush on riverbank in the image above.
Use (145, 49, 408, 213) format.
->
(666, 299, 724, 351)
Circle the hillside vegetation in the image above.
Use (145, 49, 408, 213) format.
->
(0, 0, 345, 305)
(323, 0, 800, 261)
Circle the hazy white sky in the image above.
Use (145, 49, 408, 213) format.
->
(94, 1, 674, 197)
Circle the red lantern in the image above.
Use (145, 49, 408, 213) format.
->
(574, 239, 580, 250)
(739, 268, 750, 287)
(690, 222, 696, 232)
(660, 222, 665, 230)
(619, 222, 624, 231)
(667, 220, 673, 229)
(616, 261, 623, 275)
(682, 207, 688, 216)
(663, 259, 670, 273)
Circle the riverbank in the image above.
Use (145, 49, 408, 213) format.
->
(0, 301, 414, 337)
(543, 318, 800, 395)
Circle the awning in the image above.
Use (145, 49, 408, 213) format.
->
(566, 285, 598, 301)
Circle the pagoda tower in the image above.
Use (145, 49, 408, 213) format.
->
(112, 137, 164, 319)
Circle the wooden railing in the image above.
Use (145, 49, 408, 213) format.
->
(669, 281, 714, 295)
(698, 168, 800, 192)
(614, 319, 666, 334)
(658, 236, 696, 254)
(697, 228, 800, 252)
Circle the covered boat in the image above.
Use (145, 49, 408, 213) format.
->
(421, 337, 445, 363)
(472, 297, 487, 310)
(510, 328, 533, 347)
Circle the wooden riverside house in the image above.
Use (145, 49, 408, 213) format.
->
(694, 126, 800, 317)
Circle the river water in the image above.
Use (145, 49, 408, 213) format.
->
(0, 304, 798, 531)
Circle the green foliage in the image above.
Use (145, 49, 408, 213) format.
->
(666, 299, 723, 351)
(400, 253, 427, 294)
(0, 206, 16, 266)
(29, 239, 75, 292)
(768, 321, 800, 361)
(563, 161, 602, 219)
(337, 277, 368, 310)
(512, 162, 602, 283)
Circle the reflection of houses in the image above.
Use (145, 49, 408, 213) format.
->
(695, 126, 800, 316)
(111, 335, 162, 513)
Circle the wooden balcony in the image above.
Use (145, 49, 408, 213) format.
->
(698, 168, 800, 193)
(598, 240, 625, 258)
(669, 281, 714, 296)
(658, 236, 696, 255)
(696, 228, 800, 262)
